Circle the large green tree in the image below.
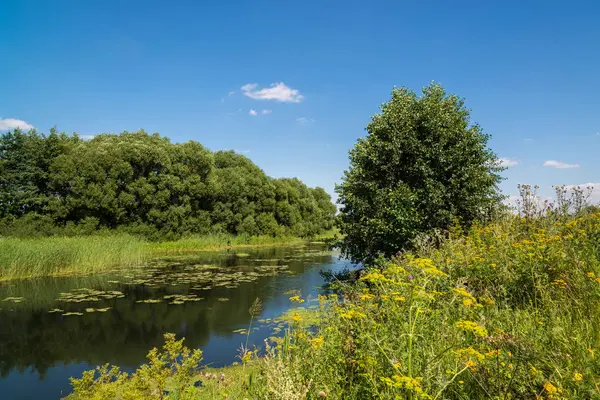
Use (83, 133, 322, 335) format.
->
(336, 83, 503, 263)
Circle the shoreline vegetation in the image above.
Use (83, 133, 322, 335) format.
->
(0, 235, 146, 280)
(0, 229, 340, 281)
(66, 208, 600, 399)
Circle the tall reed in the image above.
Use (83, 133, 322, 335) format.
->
(0, 235, 147, 280)
(150, 233, 305, 253)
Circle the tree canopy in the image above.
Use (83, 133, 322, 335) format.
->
(336, 83, 503, 263)
(0, 129, 336, 239)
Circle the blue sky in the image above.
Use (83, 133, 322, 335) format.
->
(1, 0, 599, 204)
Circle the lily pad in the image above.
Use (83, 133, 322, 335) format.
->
(3, 297, 24, 303)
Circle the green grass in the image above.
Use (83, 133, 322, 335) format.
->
(149, 233, 306, 254)
(0, 235, 147, 280)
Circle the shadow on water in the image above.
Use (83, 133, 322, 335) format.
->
(0, 243, 355, 399)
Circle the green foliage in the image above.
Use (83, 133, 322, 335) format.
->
(65, 333, 203, 400)
(336, 83, 503, 263)
(260, 210, 600, 399)
(0, 130, 336, 240)
(0, 235, 147, 279)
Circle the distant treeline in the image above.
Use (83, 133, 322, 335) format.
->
(0, 129, 336, 239)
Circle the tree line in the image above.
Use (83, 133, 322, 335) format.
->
(0, 129, 336, 239)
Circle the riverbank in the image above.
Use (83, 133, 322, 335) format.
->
(65, 210, 600, 399)
(0, 230, 339, 280)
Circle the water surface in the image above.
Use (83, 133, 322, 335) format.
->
(0, 243, 352, 399)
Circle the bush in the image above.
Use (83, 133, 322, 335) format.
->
(336, 83, 503, 263)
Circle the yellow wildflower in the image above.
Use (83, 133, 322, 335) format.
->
(543, 381, 558, 395)
(462, 298, 474, 307)
(573, 372, 583, 382)
(381, 375, 428, 397)
(393, 296, 406, 302)
(456, 320, 488, 337)
(309, 336, 324, 349)
(291, 313, 303, 322)
(587, 272, 595, 278)
(453, 287, 476, 302)
(408, 258, 447, 277)
(455, 347, 485, 365)
(360, 272, 392, 284)
(338, 309, 366, 320)
(289, 295, 305, 304)
(479, 297, 495, 305)
(551, 279, 567, 289)
(359, 293, 374, 300)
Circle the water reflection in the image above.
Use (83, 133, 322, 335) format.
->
(0, 244, 352, 399)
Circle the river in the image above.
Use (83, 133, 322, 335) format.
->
(0, 243, 352, 399)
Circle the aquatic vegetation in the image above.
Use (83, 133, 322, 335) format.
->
(56, 289, 124, 303)
(0, 235, 147, 280)
(3, 296, 24, 303)
(62, 312, 84, 316)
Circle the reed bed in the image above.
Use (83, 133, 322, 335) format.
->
(0, 235, 147, 280)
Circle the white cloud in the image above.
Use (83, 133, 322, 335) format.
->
(0, 118, 34, 131)
(261, 109, 272, 115)
(248, 109, 258, 116)
(241, 82, 304, 103)
(499, 158, 519, 167)
(79, 134, 95, 140)
(296, 117, 315, 124)
(543, 160, 580, 169)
